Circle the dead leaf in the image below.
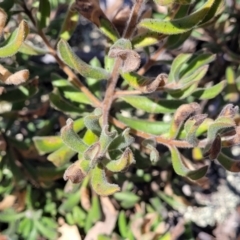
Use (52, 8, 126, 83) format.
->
(58, 220, 82, 240)
(85, 196, 118, 240)
(0, 195, 16, 210)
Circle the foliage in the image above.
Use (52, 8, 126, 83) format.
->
(1, 0, 240, 239)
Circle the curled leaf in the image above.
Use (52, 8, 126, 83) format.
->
(108, 38, 140, 72)
(204, 134, 221, 160)
(169, 145, 208, 180)
(109, 128, 134, 151)
(169, 102, 201, 139)
(217, 104, 239, 119)
(104, 148, 135, 172)
(61, 118, 88, 154)
(91, 163, 120, 196)
(63, 159, 90, 183)
(0, 65, 29, 85)
(84, 142, 101, 168)
(184, 114, 207, 146)
(121, 72, 167, 93)
(217, 153, 240, 172)
(99, 125, 117, 156)
(142, 139, 160, 163)
(84, 108, 102, 136)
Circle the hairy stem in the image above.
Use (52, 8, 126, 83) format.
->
(123, 0, 145, 39)
(102, 58, 122, 126)
(22, 0, 101, 108)
(110, 117, 214, 149)
(138, 44, 166, 75)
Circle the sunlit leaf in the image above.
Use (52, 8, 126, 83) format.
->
(139, 0, 214, 34)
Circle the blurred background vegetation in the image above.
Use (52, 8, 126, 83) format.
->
(1, 0, 240, 239)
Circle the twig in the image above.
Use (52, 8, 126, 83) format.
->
(110, 117, 210, 149)
(123, 0, 145, 39)
(21, 0, 101, 108)
(138, 44, 166, 75)
(102, 58, 122, 126)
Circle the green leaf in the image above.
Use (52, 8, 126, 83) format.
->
(184, 114, 207, 146)
(103, 148, 135, 172)
(91, 163, 120, 196)
(99, 17, 120, 42)
(57, 39, 109, 80)
(117, 114, 169, 135)
(19, 42, 48, 55)
(168, 54, 192, 82)
(199, 0, 224, 26)
(217, 152, 240, 172)
(36, 165, 66, 181)
(61, 118, 88, 154)
(0, 80, 38, 102)
(0, 20, 29, 58)
(121, 96, 185, 114)
(49, 90, 83, 116)
(59, 3, 79, 41)
(84, 108, 102, 136)
(180, 53, 215, 78)
(114, 191, 140, 202)
(132, 31, 165, 48)
(168, 145, 208, 180)
(139, 0, 214, 34)
(33, 136, 63, 155)
(179, 65, 209, 85)
(207, 116, 235, 144)
(109, 128, 134, 151)
(37, 0, 51, 29)
(192, 80, 227, 100)
(118, 211, 128, 238)
(47, 145, 76, 167)
(99, 126, 117, 155)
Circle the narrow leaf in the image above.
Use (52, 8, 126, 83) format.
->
(57, 39, 109, 80)
(121, 96, 185, 114)
(217, 152, 240, 172)
(37, 0, 51, 29)
(169, 145, 208, 180)
(192, 80, 226, 99)
(61, 118, 88, 153)
(117, 114, 169, 135)
(139, 0, 214, 34)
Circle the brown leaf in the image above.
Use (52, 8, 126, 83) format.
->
(74, 0, 106, 27)
(0, 195, 16, 210)
(58, 219, 82, 240)
(204, 135, 221, 160)
(85, 197, 118, 240)
(63, 161, 86, 184)
(218, 104, 239, 118)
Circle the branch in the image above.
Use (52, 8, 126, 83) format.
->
(22, 0, 101, 108)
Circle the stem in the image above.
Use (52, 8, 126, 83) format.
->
(22, 0, 101, 108)
(110, 117, 210, 149)
(138, 44, 166, 75)
(102, 58, 122, 125)
(123, 0, 145, 39)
